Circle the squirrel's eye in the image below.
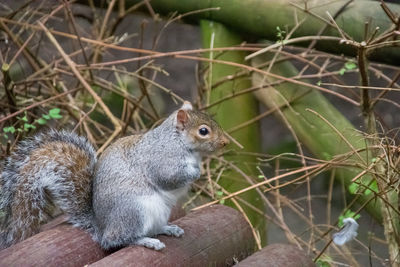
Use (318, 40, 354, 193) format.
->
(199, 127, 209, 136)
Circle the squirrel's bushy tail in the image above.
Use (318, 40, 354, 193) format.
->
(0, 130, 96, 248)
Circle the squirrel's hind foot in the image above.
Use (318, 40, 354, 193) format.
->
(160, 224, 184, 237)
(135, 237, 165, 250)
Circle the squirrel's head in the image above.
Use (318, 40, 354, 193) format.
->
(173, 101, 229, 155)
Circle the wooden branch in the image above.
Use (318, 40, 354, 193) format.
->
(89, 205, 255, 266)
(0, 224, 108, 267)
(236, 243, 314, 267)
(0, 207, 185, 266)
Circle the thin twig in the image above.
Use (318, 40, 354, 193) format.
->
(38, 21, 122, 154)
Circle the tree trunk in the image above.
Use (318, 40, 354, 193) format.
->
(119, 0, 400, 65)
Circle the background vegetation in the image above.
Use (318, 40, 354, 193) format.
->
(0, 0, 399, 266)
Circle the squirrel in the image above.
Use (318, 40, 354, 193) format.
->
(0, 101, 229, 250)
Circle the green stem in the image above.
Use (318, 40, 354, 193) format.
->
(200, 20, 266, 246)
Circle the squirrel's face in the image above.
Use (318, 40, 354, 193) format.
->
(174, 102, 229, 155)
(187, 118, 229, 154)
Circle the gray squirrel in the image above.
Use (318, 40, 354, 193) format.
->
(0, 101, 229, 250)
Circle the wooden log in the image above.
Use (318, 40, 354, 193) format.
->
(236, 243, 315, 267)
(90, 205, 255, 267)
(0, 224, 107, 267)
(39, 215, 68, 232)
(0, 206, 185, 267)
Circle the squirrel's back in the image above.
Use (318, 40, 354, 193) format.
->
(0, 130, 96, 248)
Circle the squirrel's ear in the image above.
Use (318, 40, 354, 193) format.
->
(181, 101, 193, 111)
(176, 109, 189, 130)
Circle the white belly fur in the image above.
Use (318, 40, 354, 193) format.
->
(139, 186, 188, 236)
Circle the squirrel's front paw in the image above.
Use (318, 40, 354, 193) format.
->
(135, 237, 166, 250)
(184, 155, 201, 178)
(185, 162, 201, 179)
(161, 224, 184, 237)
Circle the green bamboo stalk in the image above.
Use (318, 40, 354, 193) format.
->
(120, 0, 400, 65)
(200, 20, 266, 246)
(251, 52, 381, 220)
